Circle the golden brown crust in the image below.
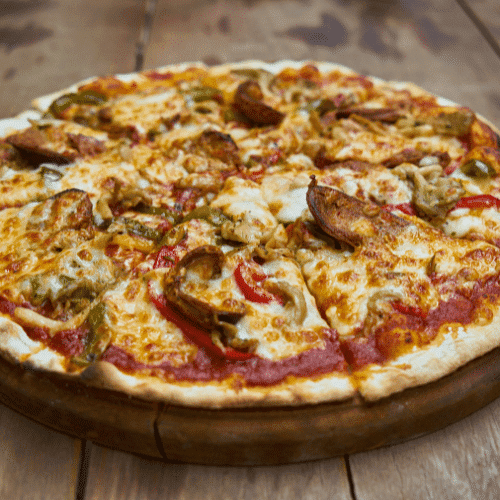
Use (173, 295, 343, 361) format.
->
(356, 319, 500, 401)
(79, 360, 356, 409)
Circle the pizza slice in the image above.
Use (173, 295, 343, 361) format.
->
(299, 178, 500, 400)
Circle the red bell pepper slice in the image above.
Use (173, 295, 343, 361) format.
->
(453, 194, 500, 211)
(234, 262, 276, 304)
(392, 301, 426, 319)
(153, 245, 181, 269)
(148, 284, 254, 361)
(382, 203, 417, 216)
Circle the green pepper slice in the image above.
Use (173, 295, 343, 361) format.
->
(71, 302, 110, 366)
(460, 159, 496, 178)
(120, 217, 164, 242)
(136, 204, 182, 225)
(48, 90, 108, 117)
(181, 206, 229, 226)
(188, 86, 224, 103)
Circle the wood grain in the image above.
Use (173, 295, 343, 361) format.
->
(349, 396, 500, 500)
(84, 443, 352, 500)
(1, 340, 499, 466)
(154, 344, 500, 465)
(458, 0, 500, 49)
(0, 404, 80, 500)
(0, 358, 162, 459)
(0, 0, 145, 118)
(146, 0, 500, 124)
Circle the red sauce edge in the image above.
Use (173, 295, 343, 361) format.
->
(343, 273, 500, 369)
(4, 271, 500, 384)
(102, 328, 347, 386)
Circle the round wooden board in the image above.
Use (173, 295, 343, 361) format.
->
(1, 346, 500, 466)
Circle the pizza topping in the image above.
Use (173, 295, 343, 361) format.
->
(191, 129, 239, 165)
(382, 202, 417, 216)
(6, 126, 77, 164)
(21, 242, 117, 311)
(67, 133, 105, 157)
(306, 176, 409, 246)
(0, 142, 23, 164)
(112, 217, 164, 243)
(181, 205, 228, 227)
(427, 107, 475, 136)
(383, 148, 451, 169)
(234, 261, 278, 305)
(453, 194, 500, 210)
(164, 246, 247, 337)
(6, 124, 108, 166)
(233, 80, 285, 126)
(149, 285, 254, 360)
(412, 172, 464, 219)
(305, 97, 343, 117)
(47, 90, 108, 118)
(186, 86, 224, 105)
(459, 146, 500, 178)
(71, 302, 110, 366)
(13, 306, 73, 334)
(95, 178, 152, 221)
(336, 106, 402, 123)
(266, 280, 307, 325)
(211, 177, 277, 245)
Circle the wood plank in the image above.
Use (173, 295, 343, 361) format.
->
(84, 443, 352, 500)
(0, 356, 162, 460)
(146, 0, 500, 125)
(0, 0, 145, 118)
(153, 340, 500, 465)
(349, 397, 500, 499)
(0, 403, 80, 500)
(457, 0, 500, 49)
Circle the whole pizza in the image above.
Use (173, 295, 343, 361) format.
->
(1, 60, 499, 409)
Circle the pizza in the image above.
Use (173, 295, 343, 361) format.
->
(0, 60, 499, 409)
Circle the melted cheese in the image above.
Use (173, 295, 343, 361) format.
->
(260, 172, 311, 223)
(167, 249, 329, 361)
(303, 221, 500, 337)
(101, 278, 197, 366)
(107, 88, 185, 133)
(210, 177, 277, 244)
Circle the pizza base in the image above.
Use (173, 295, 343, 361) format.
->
(0, 60, 499, 408)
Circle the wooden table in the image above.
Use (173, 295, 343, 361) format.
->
(1, 0, 500, 498)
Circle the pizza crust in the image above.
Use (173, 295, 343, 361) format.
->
(0, 316, 42, 364)
(79, 360, 356, 408)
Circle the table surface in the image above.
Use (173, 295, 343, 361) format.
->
(1, 0, 500, 498)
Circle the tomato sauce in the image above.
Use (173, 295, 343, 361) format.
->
(4, 271, 500, 383)
(48, 326, 87, 357)
(102, 328, 347, 386)
(344, 273, 500, 368)
(21, 324, 87, 357)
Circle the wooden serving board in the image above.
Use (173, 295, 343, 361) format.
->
(1, 345, 500, 466)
